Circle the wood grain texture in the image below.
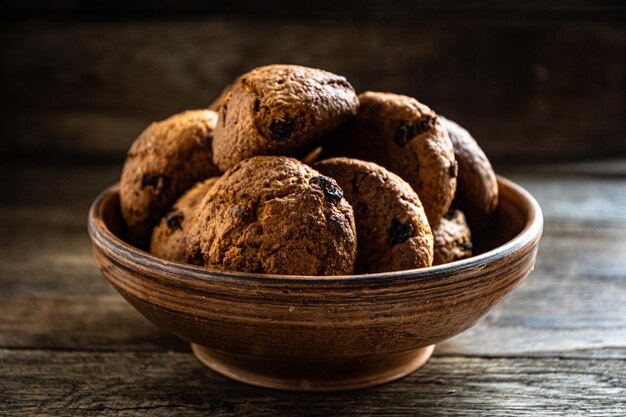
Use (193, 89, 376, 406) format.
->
(1, 350, 624, 417)
(1, 19, 624, 163)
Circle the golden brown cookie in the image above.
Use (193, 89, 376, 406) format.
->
(120, 110, 221, 243)
(433, 209, 473, 265)
(324, 91, 457, 227)
(150, 177, 220, 262)
(212, 64, 359, 171)
(440, 116, 498, 235)
(187, 156, 357, 275)
(314, 157, 433, 273)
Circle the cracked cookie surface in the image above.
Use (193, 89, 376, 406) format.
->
(324, 91, 457, 227)
(120, 110, 221, 243)
(315, 157, 433, 273)
(150, 177, 220, 263)
(187, 156, 357, 275)
(212, 65, 358, 171)
(433, 209, 473, 265)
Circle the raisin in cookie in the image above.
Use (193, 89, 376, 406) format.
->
(324, 92, 457, 227)
(150, 177, 220, 262)
(315, 157, 433, 273)
(187, 156, 357, 275)
(212, 65, 358, 171)
(440, 116, 498, 235)
(120, 110, 221, 243)
(433, 209, 473, 265)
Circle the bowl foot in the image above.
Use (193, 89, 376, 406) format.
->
(191, 344, 435, 391)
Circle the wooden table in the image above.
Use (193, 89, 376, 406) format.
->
(1, 160, 625, 416)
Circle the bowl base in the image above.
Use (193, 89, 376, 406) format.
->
(191, 344, 435, 392)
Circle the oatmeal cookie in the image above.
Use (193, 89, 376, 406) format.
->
(187, 156, 357, 275)
(440, 116, 498, 235)
(150, 177, 220, 262)
(120, 110, 221, 243)
(315, 157, 433, 273)
(433, 209, 473, 265)
(324, 92, 456, 227)
(212, 64, 358, 171)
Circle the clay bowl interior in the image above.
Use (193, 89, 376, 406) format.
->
(88, 176, 543, 391)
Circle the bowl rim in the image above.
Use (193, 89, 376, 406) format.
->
(88, 175, 543, 285)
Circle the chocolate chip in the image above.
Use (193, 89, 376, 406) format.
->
(449, 160, 458, 178)
(310, 175, 344, 205)
(394, 117, 437, 147)
(165, 211, 184, 230)
(268, 117, 296, 141)
(142, 173, 170, 192)
(388, 220, 416, 245)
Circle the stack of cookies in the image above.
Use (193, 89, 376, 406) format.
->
(119, 65, 498, 276)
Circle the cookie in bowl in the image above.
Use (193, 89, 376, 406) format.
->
(314, 157, 433, 273)
(432, 209, 473, 265)
(120, 110, 221, 243)
(212, 64, 359, 171)
(187, 156, 357, 275)
(150, 177, 220, 263)
(440, 116, 498, 236)
(324, 92, 457, 227)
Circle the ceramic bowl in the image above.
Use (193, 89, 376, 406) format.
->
(88, 176, 542, 391)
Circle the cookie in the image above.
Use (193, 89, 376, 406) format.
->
(212, 64, 359, 171)
(433, 209, 473, 265)
(314, 157, 433, 273)
(324, 91, 457, 227)
(440, 116, 498, 235)
(187, 156, 357, 275)
(120, 110, 221, 243)
(150, 177, 220, 262)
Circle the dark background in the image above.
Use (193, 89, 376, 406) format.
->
(1, 0, 624, 169)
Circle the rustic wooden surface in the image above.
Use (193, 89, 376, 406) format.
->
(1, 160, 625, 415)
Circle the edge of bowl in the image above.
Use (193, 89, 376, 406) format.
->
(87, 175, 543, 285)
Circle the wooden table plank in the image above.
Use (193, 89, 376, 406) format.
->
(1, 349, 624, 417)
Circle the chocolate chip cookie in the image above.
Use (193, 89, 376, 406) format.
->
(187, 156, 357, 275)
(314, 157, 433, 273)
(212, 64, 359, 171)
(150, 177, 220, 262)
(120, 110, 221, 243)
(433, 209, 473, 265)
(324, 92, 457, 227)
(440, 116, 498, 235)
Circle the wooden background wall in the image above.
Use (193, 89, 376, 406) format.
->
(1, 1, 624, 166)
